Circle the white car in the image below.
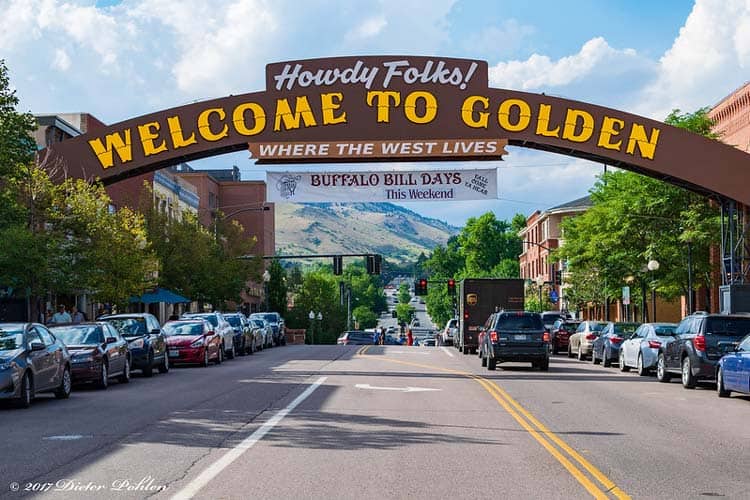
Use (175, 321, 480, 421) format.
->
(618, 323, 678, 375)
(441, 318, 458, 346)
(181, 312, 236, 359)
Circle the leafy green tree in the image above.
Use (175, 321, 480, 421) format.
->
(398, 283, 411, 304)
(266, 259, 288, 313)
(458, 212, 521, 276)
(286, 269, 346, 343)
(0, 60, 37, 181)
(395, 302, 415, 325)
(352, 305, 377, 329)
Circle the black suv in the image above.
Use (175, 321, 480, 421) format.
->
(657, 312, 750, 388)
(480, 311, 549, 371)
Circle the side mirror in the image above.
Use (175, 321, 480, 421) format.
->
(30, 341, 45, 351)
(105, 337, 117, 344)
(150, 328, 161, 335)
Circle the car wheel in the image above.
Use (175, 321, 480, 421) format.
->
(619, 353, 630, 372)
(227, 342, 235, 359)
(487, 356, 497, 371)
(201, 348, 210, 367)
(118, 357, 131, 384)
(577, 345, 585, 361)
(281, 337, 287, 346)
(481, 349, 487, 367)
(248, 339, 255, 355)
(637, 353, 649, 376)
(54, 367, 72, 399)
(717, 367, 730, 398)
(538, 358, 549, 372)
(142, 350, 154, 377)
(462, 345, 469, 355)
(592, 347, 600, 365)
(656, 353, 671, 382)
(238, 339, 246, 357)
(17, 372, 32, 408)
(681, 356, 697, 389)
(97, 361, 109, 389)
(159, 353, 169, 374)
(567, 344, 574, 358)
(552, 343, 559, 355)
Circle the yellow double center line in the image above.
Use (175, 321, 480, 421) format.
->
(358, 348, 629, 500)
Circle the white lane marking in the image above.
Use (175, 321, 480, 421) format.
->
(171, 376, 327, 500)
(43, 435, 93, 441)
(355, 383, 441, 393)
(440, 346, 455, 358)
(388, 350, 430, 355)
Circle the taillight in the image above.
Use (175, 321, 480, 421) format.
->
(693, 334, 706, 352)
(464, 311, 469, 320)
(647, 340, 661, 349)
(490, 331, 498, 342)
(585, 333, 597, 340)
(610, 336, 623, 344)
(543, 332, 550, 342)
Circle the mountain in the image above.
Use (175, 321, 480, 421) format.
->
(274, 202, 460, 263)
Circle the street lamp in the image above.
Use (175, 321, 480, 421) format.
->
(647, 259, 660, 322)
(536, 276, 545, 312)
(263, 269, 271, 312)
(308, 310, 315, 345)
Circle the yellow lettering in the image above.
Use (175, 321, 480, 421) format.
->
(535, 104, 560, 137)
(498, 98, 531, 132)
(232, 103, 266, 136)
(597, 116, 625, 151)
(274, 96, 317, 131)
(197, 108, 229, 141)
(404, 91, 437, 124)
(137, 121, 168, 157)
(461, 95, 489, 129)
(321, 92, 347, 125)
(167, 116, 197, 149)
(87, 130, 132, 169)
(562, 109, 594, 143)
(626, 123, 660, 160)
(366, 91, 401, 123)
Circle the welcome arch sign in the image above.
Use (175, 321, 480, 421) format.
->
(42, 55, 750, 204)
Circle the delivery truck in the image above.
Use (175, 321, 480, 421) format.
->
(457, 278, 525, 354)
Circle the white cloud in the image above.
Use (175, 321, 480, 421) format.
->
(346, 16, 387, 40)
(637, 0, 750, 118)
(52, 48, 71, 71)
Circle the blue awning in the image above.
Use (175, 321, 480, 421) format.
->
(130, 287, 191, 304)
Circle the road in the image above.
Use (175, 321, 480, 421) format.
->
(1, 344, 749, 499)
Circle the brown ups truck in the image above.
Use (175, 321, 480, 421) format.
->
(457, 278, 525, 354)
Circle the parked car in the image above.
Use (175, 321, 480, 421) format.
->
(619, 323, 678, 375)
(592, 322, 640, 367)
(568, 321, 606, 361)
(223, 313, 255, 355)
(50, 322, 131, 388)
(250, 313, 286, 346)
(99, 313, 169, 376)
(550, 319, 581, 355)
(541, 311, 569, 331)
(181, 312, 236, 359)
(480, 311, 549, 371)
(163, 320, 222, 367)
(337, 331, 377, 345)
(247, 318, 270, 350)
(657, 312, 750, 388)
(0, 322, 72, 407)
(441, 318, 458, 346)
(421, 337, 437, 347)
(717, 333, 750, 397)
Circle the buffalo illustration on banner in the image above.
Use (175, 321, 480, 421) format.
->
(266, 168, 498, 203)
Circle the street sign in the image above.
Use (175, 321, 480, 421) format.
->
(622, 286, 631, 305)
(549, 290, 559, 303)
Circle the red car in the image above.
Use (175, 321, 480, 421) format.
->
(550, 319, 581, 355)
(163, 320, 222, 366)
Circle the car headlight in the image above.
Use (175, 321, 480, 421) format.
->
(190, 338, 204, 347)
(0, 361, 16, 371)
(129, 338, 145, 349)
(73, 353, 94, 362)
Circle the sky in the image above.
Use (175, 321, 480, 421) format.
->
(2, 0, 749, 227)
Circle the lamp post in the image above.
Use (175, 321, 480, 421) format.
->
(647, 259, 660, 322)
(308, 310, 315, 345)
(536, 276, 545, 312)
(262, 269, 270, 312)
(316, 312, 323, 344)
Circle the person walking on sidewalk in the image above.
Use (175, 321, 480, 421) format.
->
(51, 304, 72, 324)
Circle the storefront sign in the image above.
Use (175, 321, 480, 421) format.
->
(267, 168, 497, 203)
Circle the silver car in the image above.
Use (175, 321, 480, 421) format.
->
(568, 321, 606, 361)
(619, 323, 678, 375)
(247, 318, 270, 351)
(181, 312, 236, 359)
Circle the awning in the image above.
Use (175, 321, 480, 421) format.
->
(129, 287, 191, 304)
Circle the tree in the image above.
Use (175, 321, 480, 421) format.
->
(286, 269, 346, 344)
(267, 259, 288, 313)
(398, 283, 411, 304)
(352, 305, 377, 329)
(458, 213, 521, 276)
(0, 60, 37, 181)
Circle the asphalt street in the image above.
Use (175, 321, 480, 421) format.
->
(1, 341, 749, 500)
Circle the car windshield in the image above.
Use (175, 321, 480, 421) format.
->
(346, 331, 370, 341)
(51, 325, 104, 345)
(225, 316, 242, 327)
(654, 325, 677, 336)
(185, 314, 218, 327)
(497, 315, 544, 330)
(613, 323, 639, 335)
(0, 327, 24, 351)
(590, 322, 606, 331)
(253, 313, 278, 324)
(250, 320, 265, 328)
(163, 322, 204, 336)
(105, 318, 147, 337)
(705, 318, 750, 337)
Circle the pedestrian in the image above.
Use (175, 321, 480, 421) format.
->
(372, 329, 380, 345)
(51, 304, 72, 324)
(71, 306, 85, 324)
(406, 328, 413, 346)
(44, 308, 54, 325)
(379, 327, 385, 345)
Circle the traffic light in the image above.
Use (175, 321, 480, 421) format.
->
(333, 255, 343, 275)
(415, 278, 428, 296)
(447, 278, 456, 295)
(365, 254, 382, 275)
(555, 269, 562, 285)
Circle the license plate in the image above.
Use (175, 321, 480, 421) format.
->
(169, 349, 180, 357)
(514, 334, 527, 340)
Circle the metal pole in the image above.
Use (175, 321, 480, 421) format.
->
(538, 285, 542, 312)
(652, 287, 657, 322)
(347, 287, 351, 330)
(641, 281, 647, 323)
(687, 241, 693, 314)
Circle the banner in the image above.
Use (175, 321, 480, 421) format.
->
(266, 168, 497, 203)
